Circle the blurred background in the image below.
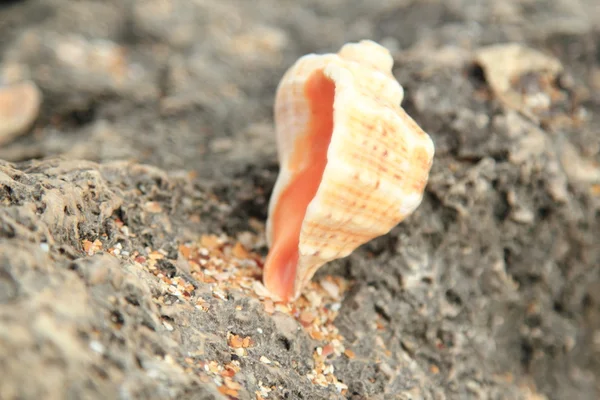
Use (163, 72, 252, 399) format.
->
(1, 0, 598, 179)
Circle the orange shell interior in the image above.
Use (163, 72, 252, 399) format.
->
(263, 70, 335, 301)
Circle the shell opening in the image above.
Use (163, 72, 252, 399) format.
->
(263, 69, 335, 301)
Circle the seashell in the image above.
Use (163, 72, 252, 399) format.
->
(263, 40, 435, 301)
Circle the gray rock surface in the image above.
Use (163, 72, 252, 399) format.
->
(1, 0, 599, 399)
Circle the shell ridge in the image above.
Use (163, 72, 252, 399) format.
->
(297, 43, 413, 290)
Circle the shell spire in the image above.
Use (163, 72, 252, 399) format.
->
(263, 40, 434, 301)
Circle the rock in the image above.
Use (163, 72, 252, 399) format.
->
(474, 43, 573, 124)
(0, 81, 41, 145)
(475, 44, 563, 95)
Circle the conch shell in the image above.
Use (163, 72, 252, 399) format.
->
(263, 40, 435, 301)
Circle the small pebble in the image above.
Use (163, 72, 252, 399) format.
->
(89, 340, 105, 354)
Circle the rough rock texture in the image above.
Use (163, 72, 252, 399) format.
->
(1, 0, 599, 399)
